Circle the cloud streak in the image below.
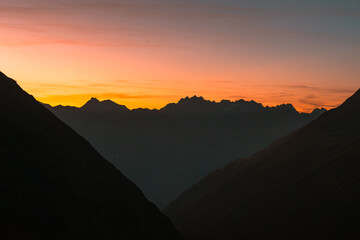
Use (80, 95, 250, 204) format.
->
(1, 0, 359, 49)
(3, 0, 360, 18)
(278, 85, 355, 94)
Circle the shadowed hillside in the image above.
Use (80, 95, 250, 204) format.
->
(0, 71, 183, 240)
(164, 89, 360, 240)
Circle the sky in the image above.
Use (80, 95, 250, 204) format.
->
(0, 0, 359, 112)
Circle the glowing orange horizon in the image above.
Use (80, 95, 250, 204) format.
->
(0, 0, 359, 113)
(16, 77, 355, 113)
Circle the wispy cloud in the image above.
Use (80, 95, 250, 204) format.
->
(3, 1, 359, 18)
(44, 93, 163, 100)
(285, 85, 355, 93)
(225, 83, 357, 112)
(0, 0, 359, 54)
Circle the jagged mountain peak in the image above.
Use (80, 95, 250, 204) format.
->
(269, 103, 298, 113)
(178, 95, 207, 104)
(81, 97, 129, 113)
(87, 97, 101, 103)
(311, 107, 327, 115)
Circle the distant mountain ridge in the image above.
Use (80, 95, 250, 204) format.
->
(46, 95, 326, 117)
(46, 94, 326, 209)
(164, 89, 360, 240)
(0, 71, 183, 239)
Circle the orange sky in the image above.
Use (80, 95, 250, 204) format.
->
(0, 0, 359, 112)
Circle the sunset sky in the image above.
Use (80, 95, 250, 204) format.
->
(0, 0, 359, 112)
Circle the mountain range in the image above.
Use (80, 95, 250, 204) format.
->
(0, 71, 183, 239)
(164, 89, 360, 240)
(45, 94, 326, 208)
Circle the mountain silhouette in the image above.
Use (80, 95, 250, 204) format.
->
(46, 95, 326, 209)
(164, 89, 360, 240)
(161, 96, 266, 117)
(0, 71, 183, 240)
(81, 97, 129, 113)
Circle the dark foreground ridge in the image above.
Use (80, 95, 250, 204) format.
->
(0, 71, 183, 239)
(164, 89, 360, 240)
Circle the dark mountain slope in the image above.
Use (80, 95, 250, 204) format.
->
(47, 95, 325, 209)
(164, 89, 360, 240)
(0, 71, 183, 240)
